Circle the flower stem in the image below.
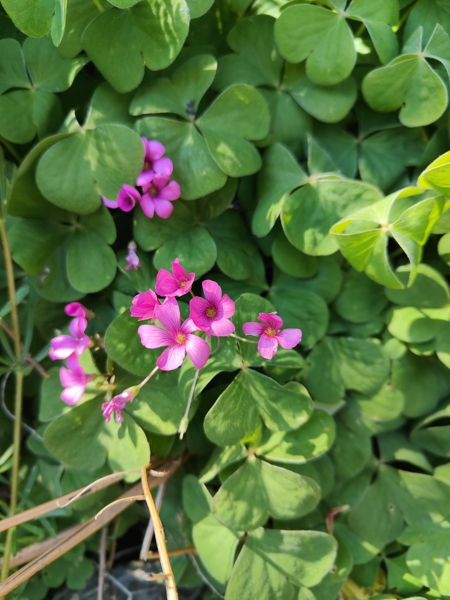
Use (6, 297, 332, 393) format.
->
(178, 369, 199, 439)
(138, 366, 159, 389)
(230, 333, 257, 344)
(0, 219, 23, 584)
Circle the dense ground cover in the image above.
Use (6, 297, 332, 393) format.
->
(1, 0, 450, 599)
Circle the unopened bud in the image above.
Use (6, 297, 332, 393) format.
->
(178, 416, 189, 439)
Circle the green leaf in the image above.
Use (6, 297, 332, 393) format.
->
(131, 54, 217, 119)
(67, 229, 117, 293)
(195, 177, 237, 222)
(207, 211, 265, 281)
(1, 0, 55, 37)
(212, 456, 320, 530)
(0, 39, 30, 94)
(34, 243, 85, 303)
(275, 5, 355, 85)
(105, 311, 159, 377)
(58, 0, 110, 59)
(333, 268, 387, 323)
(307, 126, 358, 179)
(204, 369, 313, 446)
(51, 0, 67, 46)
(304, 337, 389, 403)
(84, 82, 135, 129)
(271, 258, 343, 303)
(284, 63, 357, 123)
(153, 226, 217, 278)
(406, 534, 450, 596)
(136, 117, 227, 199)
(83, 0, 190, 93)
(272, 231, 318, 279)
(246, 528, 337, 587)
(387, 306, 448, 343)
(385, 263, 450, 308)
(134, 200, 194, 251)
(252, 143, 308, 238)
(200, 444, 248, 483)
(36, 125, 144, 214)
(329, 423, 372, 479)
(411, 400, 450, 458)
(197, 84, 270, 177)
(282, 177, 383, 256)
(256, 410, 336, 464)
(185, 0, 214, 18)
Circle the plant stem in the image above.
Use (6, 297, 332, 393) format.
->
(141, 468, 178, 600)
(230, 333, 257, 344)
(138, 366, 159, 389)
(0, 219, 23, 585)
(179, 369, 199, 439)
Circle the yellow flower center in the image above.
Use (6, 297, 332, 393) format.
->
(144, 161, 151, 171)
(265, 327, 276, 337)
(176, 333, 187, 344)
(149, 185, 157, 195)
(206, 307, 217, 318)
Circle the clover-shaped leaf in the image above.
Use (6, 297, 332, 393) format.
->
(212, 456, 320, 531)
(330, 187, 444, 288)
(0, 37, 87, 143)
(362, 25, 450, 127)
(1, 0, 56, 37)
(83, 0, 190, 93)
(418, 150, 450, 196)
(275, 0, 398, 86)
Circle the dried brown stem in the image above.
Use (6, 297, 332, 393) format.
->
(141, 468, 178, 600)
(140, 482, 166, 561)
(145, 546, 196, 560)
(97, 528, 107, 600)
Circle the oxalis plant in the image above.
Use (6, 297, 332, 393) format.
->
(2, 1, 450, 600)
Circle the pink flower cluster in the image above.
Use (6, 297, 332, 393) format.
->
(102, 138, 180, 220)
(49, 303, 94, 405)
(132, 258, 302, 371)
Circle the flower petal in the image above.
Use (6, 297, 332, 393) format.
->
(140, 193, 155, 218)
(181, 317, 201, 334)
(185, 335, 210, 369)
(259, 312, 283, 331)
(69, 317, 88, 338)
(157, 344, 186, 371)
(154, 198, 175, 219)
(189, 296, 210, 320)
(65, 302, 87, 318)
(138, 324, 174, 348)
(49, 335, 79, 360)
(220, 294, 235, 319)
(153, 157, 173, 178)
(158, 180, 181, 201)
(136, 170, 155, 188)
(144, 139, 166, 161)
(102, 196, 118, 209)
(171, 258, 186, 281)
(210, 318, 235, 337)
(275, 328, 302, 349)
(202, 280, 222, 307)
(118, 185, 140, 212)
(242, 322, 265, 337)
(61, 384, 85, 405)
(155, 269, 180, 296)
(258, 334, 279, 360)
(154, 297, 181, 336)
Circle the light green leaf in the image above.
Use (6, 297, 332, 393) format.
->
(153, 226, 217, 279)
(136, 117, 227, 199)
(197, 85, 269, 177)
(275, 5, 355, 85)
(387, 306, 448, 343)
(51, 0, 67, 46)
(58, 0, 110, 59)
(418, 150, 450, 196)
(185, 0, 214, 18)
(212, 456, 320, 531)
(83, 0, 190, 93)
(385, 263, 450, 308)
(36, 125, 144, 214)
(407, 534, 450, 596)
(1, 0, 55, 37)
(67, 229, 117, 293)
(410, 401, 450, 458)
(200, 444, 248, 483)
(84, 82, 135, 129)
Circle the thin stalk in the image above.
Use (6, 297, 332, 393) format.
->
(0, 218, 23, 585)
(138, 366, 159, 389)
(178, 369, 199, 439)
(141, 468, 178, 600)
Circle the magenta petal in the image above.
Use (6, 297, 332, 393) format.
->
(152, 174, 171, 191)
(189, 297, 210, 319)
(219, 297, 234, 321)
(60, 365, 81, 388)
(202, 280, 222, 307)
(49, 335, 79, 360)
(145, 139, 166, 161)
(153, 157, 173, 178)
(65, 302, 86, 318)
(171, 258, 186, 281)
(76, 335, 90, 355)
(259, 312, 283, 331)
(157, 344, 186, 371)
(258, 335, 279, 360)
(210, 318, 235, 337)
(138, 324, 174, 348)
(180, 317, 201, 334)
(154, 298, 181, 336)
(136, 170, 155, 188)
(183, 273, 195, 295)
(69, 317, 88, 338)
(102, 196, 118, 209)
(185, 335, 210, 369)
(61, 384, 85, 405)
(118, 186, 139, 212)
(158, 181, 181, 201)
(154, 198, 174, 219)
(155, 271, 180, 297)
(242, 322, 265, 337)
(66, 352, 83, 373)
(275, 328, 302, 349)
(140, 194, 155, 218)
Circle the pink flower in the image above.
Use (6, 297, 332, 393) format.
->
(242, 312, 302, 360)
(189, 280, 235, 338)
(49, 317, 90, 360)
(155, 258, 194, 297)
(138, 298, 210, 371)
(65, 302, 93, 319)
(125, 241, 141, 271)
(102, 195, 118, 209)
(140, 176, 180, 219)
(117, 184, 141, 212)
(137, 138, 174, 189)
(60, 354, 93, 405)
(102, 386, 140, 423)
(130, 290, 160, 321)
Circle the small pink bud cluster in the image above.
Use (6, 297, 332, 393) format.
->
(102, 385, 140, 424)
(49, 303, 94, 405)
(132, 258, 302, 371)
(102, 138, 180, 220)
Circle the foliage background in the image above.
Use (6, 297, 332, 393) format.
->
(1, 0, 450, 599)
